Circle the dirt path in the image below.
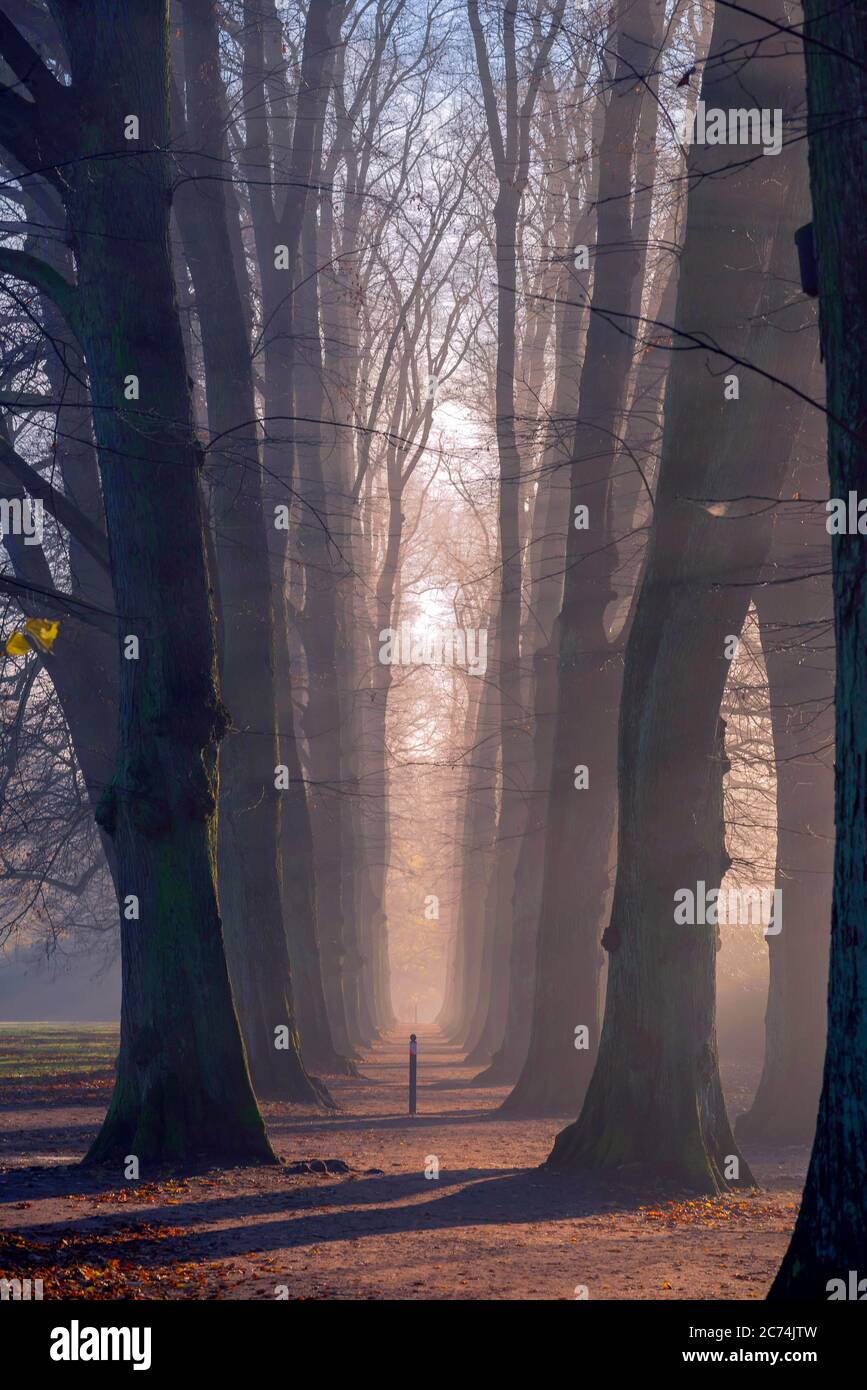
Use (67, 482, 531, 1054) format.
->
(0, 1030, 808, 1299)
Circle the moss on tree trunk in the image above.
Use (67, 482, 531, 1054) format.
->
(25, 0, 277, 1166)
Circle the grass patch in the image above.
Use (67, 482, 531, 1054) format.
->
(0, 1022, 119, 1079)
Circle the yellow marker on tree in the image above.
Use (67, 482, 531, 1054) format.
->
(24, 618, 60, 651)
(4, 620, 60, 656)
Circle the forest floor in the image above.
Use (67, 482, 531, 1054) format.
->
(0, 1026, 809, 1300)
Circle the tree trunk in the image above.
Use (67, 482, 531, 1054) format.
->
(463, 0, 567, 1065)
(476, 201, 585, 1084)
(176, 0, 329, 1105)
(769, 0, 867, 1299)
(548, 0, 811, 1187)
(241, 0, 359, 1056)
(0, 0, 275, 1164)
(502, 0, 663, 1112)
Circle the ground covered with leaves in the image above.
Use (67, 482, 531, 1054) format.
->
(0, 1026, 808, 1299)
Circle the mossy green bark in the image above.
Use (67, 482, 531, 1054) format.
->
(25, 0, 276, 1166)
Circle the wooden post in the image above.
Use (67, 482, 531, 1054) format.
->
(409, 1033, 417, 1115)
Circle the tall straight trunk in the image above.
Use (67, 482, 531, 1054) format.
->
(272, 612, 355, 1074)
(445, 640, 500, 1043)
(460, 618, 505, 1056)
(438, 666, 491, 1034)
(0, 0, 274, 1164)
(478, 638, 559, 1078)
(770, 0, 867, 1300)
(289, 89, 359, 1065)
(365, 446, 405, 1025)
(271, 181, 353, 1076)
(354, 486, 394, 1038)
(337, 587, 374, 1047)
(502, 0, 664, 1113)
(476, 203, 586, 1083)
(736, 422, 832, 1146)
(240, 0, 353, 1058)
(314, 33, 376, 1046)
(463, 0, 567, 1065)
(461, 189, 531, 1066)
(479, 96, 603, 1070)
(549, 0, 812, 1187)
(176, 0, 328, 1104)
